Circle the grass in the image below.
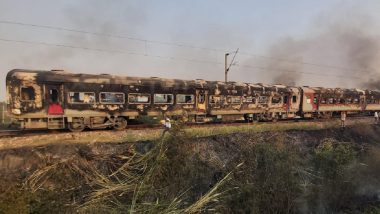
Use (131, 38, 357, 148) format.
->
(2, 117, 380, 213)
(22, 131, 234, 213)
(0, 117, 371, 151)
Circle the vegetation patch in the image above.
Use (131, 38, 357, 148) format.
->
(1, 124, 380, 213)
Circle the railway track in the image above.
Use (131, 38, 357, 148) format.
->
(0, 115, 375, 139)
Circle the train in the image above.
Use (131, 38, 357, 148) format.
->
(5, 69, 380, 131)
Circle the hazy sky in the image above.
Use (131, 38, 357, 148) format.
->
(1, 0, 380, 101)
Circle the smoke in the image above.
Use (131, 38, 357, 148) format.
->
(265, 38, 308, 86)
(249, 10, 380, 89)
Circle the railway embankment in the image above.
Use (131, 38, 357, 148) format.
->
(1, 121, 380, 213)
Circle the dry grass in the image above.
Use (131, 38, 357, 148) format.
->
(0, 117, 372, 151)
(23, 133, 234, 213)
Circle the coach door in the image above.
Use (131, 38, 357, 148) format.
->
(196, 89, 208, 113)
(46, 84, 64, 115)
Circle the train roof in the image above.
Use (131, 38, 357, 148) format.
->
(6, 69, 298, 92)
(6, 69, 196, 86)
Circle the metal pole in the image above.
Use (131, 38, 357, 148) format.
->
(225, 53, 229, 83)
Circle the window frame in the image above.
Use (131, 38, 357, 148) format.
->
(198, 93, 206, 104)
(176, 94, 195, 104)
(271, 96, 282, 104)
(292, 96, 297, 103)
(209, 95, 225, 104)
(258, 96, 269, 104)
(68, 92, 96, 104)
(99, 92, 125, 104)
(226, 96, 242, 104)
(20, 86, 36, 102)
(243, 96, 256, 104)
(153, 93, 174, 104)
(128, 93, 151, 104)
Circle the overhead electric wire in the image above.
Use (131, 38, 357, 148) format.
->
(0, 38, 222, 65)
(0, 37, 361, 80)
(0, 19, 376, 74)
(0, 20, 223, 52)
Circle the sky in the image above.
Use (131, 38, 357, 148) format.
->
(1, 0, 380, 101)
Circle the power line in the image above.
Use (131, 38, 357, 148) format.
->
(0, 37, 222, 65)
(0, 20, 223, 52)
(0, 37, 362, 80)
(0, 19, 376, 74)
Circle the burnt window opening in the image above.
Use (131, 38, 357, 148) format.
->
(176, 94, 194, 104)
(198, 93, 205, 104)
(100, 92, 125, 104)
(244, 96, 256, 104)
(283, 96, 288, 104)
(69, 92, 96, 104)
(50, 89, 59, 103)
(209, 95, 224, 104)
(292, 96, 297, 103)
(271, 96, 282, 104)
(154, 94, 173, 104)
(128, 93, 150, 104)
(227, 96, 242, 104)
(368, 98, 378, 104)
(258, 96, 268, 104)
(21, 87, 35, 101)
(340, 98, 345, 104)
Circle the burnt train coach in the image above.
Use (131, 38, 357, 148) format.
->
(6, 69, 302, 131)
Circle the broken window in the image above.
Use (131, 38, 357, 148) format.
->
(21, 87, 35, 101)
(100, 92, 125, 104)
(368, 97, 378, 104)
(50, 89, 59, 103)
(198, 93, 205, 104)
(209, 95, 225, 104)
(68, 92, 96, 104)
(283, 96, 288, 104)
(154, 94, 173, 104)
(176, 94, 194, 104)
(128, 93, 150, 104)
(353, 98, 359, 104)
(227, 96, 242, 104)
(292, 96, 297, 103)
(321, 98, 326, 104)
(346, 98, 352, 104)
(271, 96, 282, 104)
(244, 96, 256, 103)
(258, 96, 268, 104)
(328, 98, 334, 104)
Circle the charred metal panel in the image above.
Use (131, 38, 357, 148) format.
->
(6, 69, 380, 128)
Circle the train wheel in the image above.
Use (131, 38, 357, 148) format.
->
(68, 120, 85, 132)
(114, 117, 127, 131)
